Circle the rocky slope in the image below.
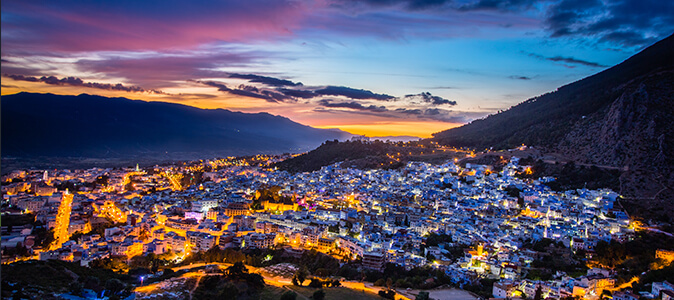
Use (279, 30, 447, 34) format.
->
(432, 34, 674, 220)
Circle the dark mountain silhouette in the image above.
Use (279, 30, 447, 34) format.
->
(432, 33, 674, 219)
(1, 92, 350, 166)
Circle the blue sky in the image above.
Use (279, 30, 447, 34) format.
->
(2, 0, 672, 137)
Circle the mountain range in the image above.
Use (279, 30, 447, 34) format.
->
(1, 92, 350, 168)
(432, 33, 674, 217)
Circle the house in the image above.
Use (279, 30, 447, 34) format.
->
(363, 250, 387, 271)
(493, 281, 516, 298)
(653, 281, 674, 298)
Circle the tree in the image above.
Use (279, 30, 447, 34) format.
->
(281, 291, 298, 300)
(309, 278, 323, 288)
(69, 281, 84, 297)
(313, 289, 326, 300)
(218, 282, 239, 300)
(534, 286, 542, 300)
(386, 278, 393, 290)
(105, 278, 125, 296)
(293, 268, 308, 286)
(226, 261, 248, 279)
(416, 291, 430, 300)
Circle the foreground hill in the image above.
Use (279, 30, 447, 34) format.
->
(274, 139, 463, 173)
(432, 33, 674, 218)
(1, 92, 350, 168)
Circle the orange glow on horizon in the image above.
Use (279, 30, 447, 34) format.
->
(3, 80, 464, 138)
(318, 121, 461, 138)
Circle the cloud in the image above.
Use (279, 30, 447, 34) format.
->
(457, 0, 538, 12)
(3, 74, 165, 93)
(228, 73, 302, 87)
(73, 49, 265, 89)
(425, 86, 459, 90)
(276, 88, 317, 99)
(545, 0, 674, 47)
(196, 80, 295, 103)
(526, 52, 607, 68)
(1, 1, 308, 52)
(508, 75, 531, 80)
(314, 86, 395, 101)
(330, 0, 452, 10)
(402, 92, 457, 105)
(395, 107, 474, 122)
(317, 99, 388, 112)
(314, 98, 472, 123)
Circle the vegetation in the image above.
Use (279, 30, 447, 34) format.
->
(192, 263, 265, 300)
(522, 238, 587, 280)
(274, 139, 455, 173)
(591, 232, 674, 286)
(424, 232, 453, 247)
(313, 289, 326, 300)
(1, 260, 131, 298)
(280, 290, 298, 300)
(464, 278, 498, 299)
(517, 157, 621, 191)
(284, 285, 381, 300)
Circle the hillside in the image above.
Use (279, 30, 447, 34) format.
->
(1, 93, 350, 170)
(432, 33, 674, 150)
(273, 139, 462, 173)
(432, 33, 674, 219)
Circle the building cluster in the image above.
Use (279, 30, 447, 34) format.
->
(0, 154, 658, 300)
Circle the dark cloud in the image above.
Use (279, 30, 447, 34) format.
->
(314, 86, 395, 101)
(3, 74, 165, 93)
(228, 73, 302, 87)
(545, 0, 674, 47)
(402, 92, 457, 105)
(508, 75, 531, 80)
(276, 88, 317, 99)
(331, 0, 451, 10)
(396, 108, 423, 115)
(457, 0, 538, 11)
(261, 90, 295, 102)
(198, 80, 278, 102)
(395, 107, 471, 122)
(196, 80, 296, 103)
(317, 99, 388, 112)
(526, 53, 607, 68)
(314, 98, 479, 123)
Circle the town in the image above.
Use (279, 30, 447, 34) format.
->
(2, 151, 673, 300)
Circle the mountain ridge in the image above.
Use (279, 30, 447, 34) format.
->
(431, 33, 674, 218)
(1, 92, 351, 168)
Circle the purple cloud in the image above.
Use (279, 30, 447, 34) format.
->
(4, 74, 163, 93)
(402, 92, 457, 105)
(315, 86, 395, 101)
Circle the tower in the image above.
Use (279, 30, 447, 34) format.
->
(43, 170, 48, 181)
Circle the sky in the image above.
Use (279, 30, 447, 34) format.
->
(2, 0, 673, 138)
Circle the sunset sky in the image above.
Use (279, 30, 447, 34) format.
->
(2, 0, 672, 137)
